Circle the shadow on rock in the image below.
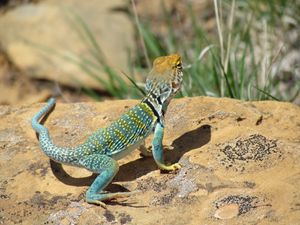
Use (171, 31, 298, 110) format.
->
(50, 160, 131, 193)
(117, 124, 211, 181)
(50, 160, 96, 186)
(49, 124, 211, 187)
(168, 124, 211, 162)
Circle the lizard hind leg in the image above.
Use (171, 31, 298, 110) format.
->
(138, 140, 152, 157)
(79, 154, 135, 207)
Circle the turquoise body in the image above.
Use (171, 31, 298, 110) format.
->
(31, 97, 175, 206)
(32, 98, 156, 165)
(31, 54, 183, 206)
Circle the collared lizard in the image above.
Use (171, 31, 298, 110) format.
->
(31, 54, 183, 207)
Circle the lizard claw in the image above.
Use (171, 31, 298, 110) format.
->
(171, 163, 181, 170)
(87, 199, 107, 208)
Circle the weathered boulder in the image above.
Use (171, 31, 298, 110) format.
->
(0, 0, 134, 89)
(0, 97, 299, 224)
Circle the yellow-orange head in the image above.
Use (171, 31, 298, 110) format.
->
(147, 54, 183, 93)
(144, 54, 183, 109)
(148, 53, 182, 80)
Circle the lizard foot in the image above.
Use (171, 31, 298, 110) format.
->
(159, 162, 181, 172)
(138, 145, 152, 158)
(86, 190, 140, 208)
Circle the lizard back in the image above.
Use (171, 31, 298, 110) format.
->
(84, 102, 157, 159)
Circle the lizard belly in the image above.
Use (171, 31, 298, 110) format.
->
(110, 138, 145, 160)
(109, 126, 153, 160)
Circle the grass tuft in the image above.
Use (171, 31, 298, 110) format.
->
(132, 0, 299, 102)
(25, 1, 299, 103)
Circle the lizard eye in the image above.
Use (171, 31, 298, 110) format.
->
(176, 62, 182, 69)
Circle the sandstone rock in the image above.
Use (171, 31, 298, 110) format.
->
(0, 97, 300, 224)
(214, 203, 239, 219)
(0, 0, 134, 89)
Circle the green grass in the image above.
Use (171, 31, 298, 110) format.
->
(27, 1, 299, 102)
(131, 0, 300, 102)
(64, 10, 145, 99)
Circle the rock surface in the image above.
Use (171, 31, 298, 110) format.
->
(0, 0, 134, 89)
(0, 97, 299, 225)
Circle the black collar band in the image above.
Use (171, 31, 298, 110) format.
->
(143, 99, 161, 124)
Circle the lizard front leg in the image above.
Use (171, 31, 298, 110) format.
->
(152, 123, 181, 171)
(79, 154, 135, 207)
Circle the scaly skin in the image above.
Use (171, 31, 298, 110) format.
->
(31, 54, 183, 207)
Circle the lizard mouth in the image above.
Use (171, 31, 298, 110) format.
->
(171, 71, 183, 93)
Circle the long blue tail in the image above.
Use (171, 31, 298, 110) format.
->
(31, 97, 56, 134)
(31, 98, 84, 166)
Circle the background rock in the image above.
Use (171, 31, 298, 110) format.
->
(0, 0, 134, 89)
(0, 97, 300, 224)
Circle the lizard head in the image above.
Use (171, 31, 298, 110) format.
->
(143, 54, 183, 116)
(146, 54, 183, 99)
